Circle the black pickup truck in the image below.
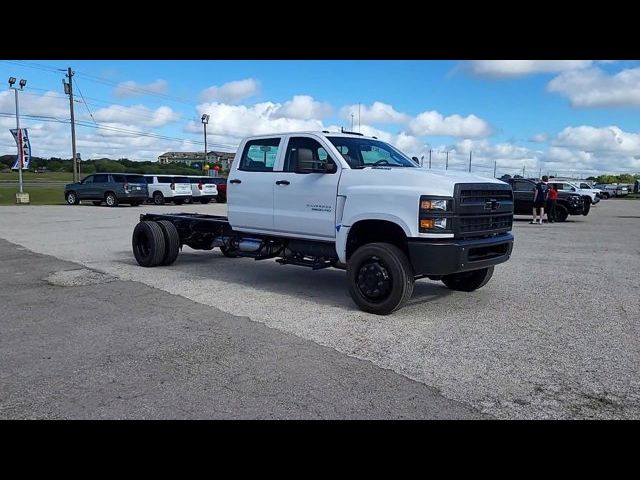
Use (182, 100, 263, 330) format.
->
(505, 178, 586, 222)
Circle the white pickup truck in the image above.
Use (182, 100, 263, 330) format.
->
(131, 131, 514, 314)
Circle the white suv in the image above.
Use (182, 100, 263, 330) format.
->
(548, 180, 599, 204)
(187, 176, 219, 204)
(144, 175, 192, 205)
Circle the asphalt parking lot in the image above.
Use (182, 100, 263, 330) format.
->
(1, 200, 639, 419)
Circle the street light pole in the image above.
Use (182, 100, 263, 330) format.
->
(201, 114, 210, 172)
(14, 87, 23, 193)
(8, 77, 26, 194)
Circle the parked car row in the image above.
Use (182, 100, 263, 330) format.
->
(64, 174, 228, 207)
(506, 178, 589, 222)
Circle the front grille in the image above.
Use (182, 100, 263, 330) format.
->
(459, 189, 513, 203)
(458, 214, 513, 234)
(453, 183, 514, 238)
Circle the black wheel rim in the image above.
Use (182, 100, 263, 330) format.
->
(154, 194, 162, 205)
(356, 256, 392, 301)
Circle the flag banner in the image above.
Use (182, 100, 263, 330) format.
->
(10, 128, 31, 170)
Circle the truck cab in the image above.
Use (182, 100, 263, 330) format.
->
(223, 131, 514, 312)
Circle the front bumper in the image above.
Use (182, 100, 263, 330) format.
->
(408, 233, 514, 276)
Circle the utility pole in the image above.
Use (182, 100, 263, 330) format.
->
(468, 151, 472, 172)
(64, 68, 78, 183)
(493, 160, 497, 178)
(358, 102, 361, 133)
(351, 113, 354, 131)
(429, 149, 432, 169)
(522, 165, 526, 177)
(446, 151, 449, 170)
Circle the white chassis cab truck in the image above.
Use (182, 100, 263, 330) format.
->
(131, 131, 514, 314)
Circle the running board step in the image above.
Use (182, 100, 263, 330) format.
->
(276, 257, 335, 270)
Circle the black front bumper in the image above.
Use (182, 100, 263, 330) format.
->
(408, 233, 514, 276)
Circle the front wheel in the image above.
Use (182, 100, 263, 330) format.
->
(153, 192, 165, 205)
(442, 266, 494, 292)
(65, 191, 79, 205)
(347, 242, 415, 315)
(582, 199, 591, 216)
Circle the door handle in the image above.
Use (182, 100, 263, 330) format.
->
(275, 180, 290, 186)
(230, 179, 242, 184)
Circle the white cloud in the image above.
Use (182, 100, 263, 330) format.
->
(92, 105, 181, 128)
(200, 78, 260, 104)
(409, 111, 491, 138)
(113, 80, 168, 98)
(547, 67, 640, 107)
(188, 100, 323, 140)
(530, 133, 549, 143)
(551, 125, 640, 153)
(273, 95, 332, 120)
(340, 102, 409, 124)
(466, 60, 593, 78)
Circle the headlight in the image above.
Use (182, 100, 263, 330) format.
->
(420, 198, 450, 211)
(419, 196, 453, 233)
(420, 218, 448, 230)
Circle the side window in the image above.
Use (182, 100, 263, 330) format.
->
(284, 137, 336, 173)
(145, 177, 154, 184)
(239, 138, 280, 172)
(94, 174, 108, 183)
(158, 177, 173, 184)
(580, 183, 590, 189)
(82, 176, 94, 184)
(513, 181, 531, 191)
(112, 174, 126, 183)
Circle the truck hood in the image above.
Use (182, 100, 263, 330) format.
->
(338, 167, 506, 197)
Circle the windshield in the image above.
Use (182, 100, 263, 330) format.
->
(327, 136, 417, 168)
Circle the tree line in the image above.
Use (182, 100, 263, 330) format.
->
(0, 156, 229, 176)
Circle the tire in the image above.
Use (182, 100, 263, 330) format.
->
(184, 197, 193, 204)
(200, 198, 211, 204)
(156, 220, 180, 266)
(173, 199, 184, 205)
(132, 221, 166, 267)
(555, 204, 569, 222)
(442, 266, 494, 292)
(602, 193, 610, 199)
(153, 192, 165, 205)
(105, 192, 119, 207)
(582, 199, 591, 216)
(92, 201, 102, 206)
(65, 191, 79, 205)
(347, 242, 415, 315)
(220, 245, 240, 258)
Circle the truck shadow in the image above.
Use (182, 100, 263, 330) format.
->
(116, 249, 453, 311)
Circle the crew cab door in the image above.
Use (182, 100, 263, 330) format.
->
(511, 179, 535, 213)
(273, 135, 340, 239)
(227, 136, 283, 232)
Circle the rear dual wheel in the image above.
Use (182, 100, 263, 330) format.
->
(132, 220, 180, 267)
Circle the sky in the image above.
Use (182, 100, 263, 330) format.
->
(1, 59, 640, 178)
